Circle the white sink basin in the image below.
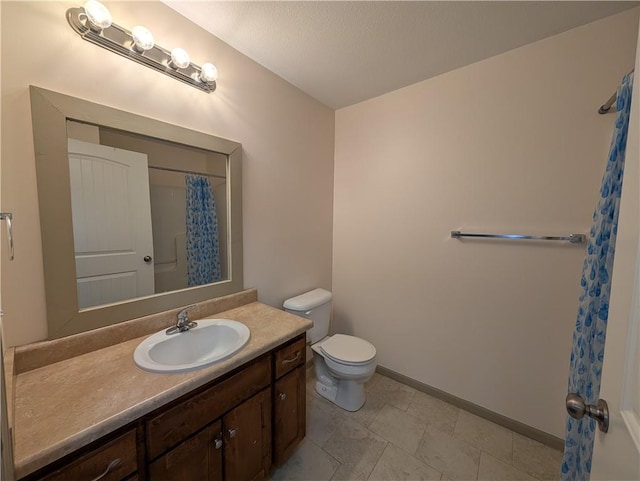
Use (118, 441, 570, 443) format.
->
(134, 319, 250, 373)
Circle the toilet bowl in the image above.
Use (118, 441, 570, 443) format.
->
(311, 334, 376, 411)
(283, 289, 377, 411)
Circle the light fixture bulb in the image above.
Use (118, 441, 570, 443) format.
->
(83, 0, 112, 31)
(169, 48, 190, 69)
(131, 26, 154, 52)
(199, 63, 218, 83)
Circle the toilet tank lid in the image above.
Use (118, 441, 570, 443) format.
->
(283, 288, 332, 310)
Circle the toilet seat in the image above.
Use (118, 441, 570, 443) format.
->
(318, 334, 376, 365)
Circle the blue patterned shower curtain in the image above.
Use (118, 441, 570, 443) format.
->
(186, 174, 222, 286)
(561, 72, 633, 481)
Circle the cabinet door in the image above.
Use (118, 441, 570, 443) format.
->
(274, 365, 306, 465)
(223, 388, 272, 481)
(148, 421, 223, 481)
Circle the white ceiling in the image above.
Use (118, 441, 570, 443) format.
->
(164, 1, 638, 109)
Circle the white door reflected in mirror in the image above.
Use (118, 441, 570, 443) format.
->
(68, 139, 155, 309)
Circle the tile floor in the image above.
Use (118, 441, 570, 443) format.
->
(270, 369, 563, 481)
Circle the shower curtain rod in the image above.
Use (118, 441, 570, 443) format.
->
(598, 69, 634, 114)
(149, 165, 226, 180)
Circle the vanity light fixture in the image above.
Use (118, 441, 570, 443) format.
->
(83, 0, 112, 32)
(67, 1, 217, 93)
(200, 63, 219, 83)
(169, 47, 190, 70)
(131, 26, 155, 53)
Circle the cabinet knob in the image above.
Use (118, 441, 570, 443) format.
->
(228, 428, 237, 438)
(279, 392, 287, 401)
(143, 255, 153, 263)
(213, 437, 223, 449)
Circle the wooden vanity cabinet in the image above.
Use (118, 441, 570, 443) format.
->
(20, 334, 306, 481)
(273, 337, 306, 465)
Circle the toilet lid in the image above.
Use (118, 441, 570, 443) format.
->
(319, 334, 376, 364)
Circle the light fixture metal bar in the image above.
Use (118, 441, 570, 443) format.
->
(66, 7, 216, 93)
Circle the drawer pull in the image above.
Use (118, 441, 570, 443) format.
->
(282, 351, 301, 365)
(90, 458, 121, 481)
(228, 428, 237, 438)
(279, 392, 287, 401)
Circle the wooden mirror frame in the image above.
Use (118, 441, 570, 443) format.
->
(30, 86, 243, 339)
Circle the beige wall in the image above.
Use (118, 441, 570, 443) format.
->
(0, 1, 335, 346)
(333, 8, 640, 438)
(2, 0, 638, 440)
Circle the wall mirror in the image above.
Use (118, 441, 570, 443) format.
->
(30, 86, 243, 339)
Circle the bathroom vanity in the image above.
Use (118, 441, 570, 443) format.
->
(9, 290, 311, 481)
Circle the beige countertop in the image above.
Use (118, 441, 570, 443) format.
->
(12, 301, 311, 479)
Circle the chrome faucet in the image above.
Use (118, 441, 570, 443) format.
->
(166, 304, 198, 335)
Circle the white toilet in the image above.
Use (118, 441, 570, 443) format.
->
(283, 288, 377, 411)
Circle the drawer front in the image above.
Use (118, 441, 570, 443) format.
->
(38, 429, 137, 481)
(275, 336, 305, 379)
(146, 356, 271, 460)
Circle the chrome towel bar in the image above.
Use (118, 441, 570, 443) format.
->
(451, 230, 586, 244)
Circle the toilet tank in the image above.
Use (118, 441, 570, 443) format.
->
(283, 288, 332, 344)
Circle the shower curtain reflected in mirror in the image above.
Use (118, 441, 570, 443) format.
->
(186, 174, 222, 286)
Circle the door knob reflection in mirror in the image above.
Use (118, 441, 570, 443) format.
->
(143, 256, 152, 263)
(565, 393, 609, 433)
